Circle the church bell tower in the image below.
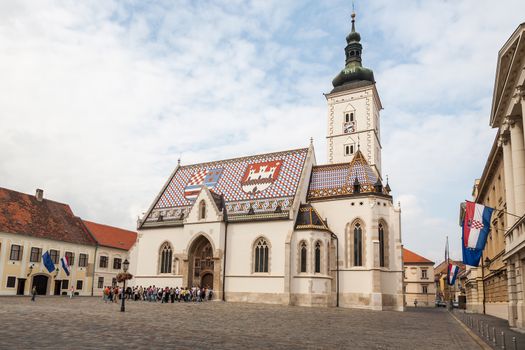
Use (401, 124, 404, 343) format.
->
(325, 12, 383, 176)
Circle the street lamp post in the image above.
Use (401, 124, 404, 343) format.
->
(120, 259, 129, 312)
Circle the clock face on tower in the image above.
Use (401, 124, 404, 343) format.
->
(344, 121, 355, 134)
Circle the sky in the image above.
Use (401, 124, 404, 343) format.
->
(1, 0, 524, 264)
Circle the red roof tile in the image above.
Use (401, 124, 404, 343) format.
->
(83, 220, 137, 251)
(403, 247, 434, 264)
(0, 187, 96, 246)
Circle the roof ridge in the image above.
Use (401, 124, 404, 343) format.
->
(82, 219, 137, 234)
(178, 147, 309, 169)
(403, 247, 434, 264)
(0, 187, 71, 208)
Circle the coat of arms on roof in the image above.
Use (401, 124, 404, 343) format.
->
(184, 168, 223, 200)
(241, 160, 282, 194)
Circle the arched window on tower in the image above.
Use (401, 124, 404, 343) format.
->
(160, 242, 173, 274)
(199, 200, 206, 220)
(379, 223, 385, 267)
(354, 223, 363, 266)
(300, 241, 307, 273)
(254, 238, 269, 273)
(315, 241, 321, 273)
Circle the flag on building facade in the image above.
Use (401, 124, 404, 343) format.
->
(447, 263, 459, 285)
(60, 256, 70, 276)
(42, 251, 55, 273)
(462, 201, 494, 266)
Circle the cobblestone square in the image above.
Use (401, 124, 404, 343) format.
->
(0, 297, 482, 349)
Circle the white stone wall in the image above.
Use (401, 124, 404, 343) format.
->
(326, 85, 382, 174)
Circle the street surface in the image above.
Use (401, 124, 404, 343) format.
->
(0, 297, 481, 349)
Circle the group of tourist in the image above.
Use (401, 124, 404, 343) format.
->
(102, 285, 214, 303)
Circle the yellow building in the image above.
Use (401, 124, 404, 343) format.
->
(0, 187, 137, 296)
(488, 22, 525, 330)
(402, 248, 435, 307)
(83, 220, 136, 296)
(468, 137, 509, 320)
(434, 260, 465, 304)
(0, 188, 96, 296)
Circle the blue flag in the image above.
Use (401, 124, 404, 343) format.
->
(42, 251, 55, 273)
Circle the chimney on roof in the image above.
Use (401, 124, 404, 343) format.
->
(36, 189, 44, 202)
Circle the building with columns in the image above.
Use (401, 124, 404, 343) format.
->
(131, 13, 404, 310)
(465, 143, 509, 320)
(490, 22, 525, 330)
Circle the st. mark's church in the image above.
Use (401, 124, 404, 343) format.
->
(130, 13, 404, 311)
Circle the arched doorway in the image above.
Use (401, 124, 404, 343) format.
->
(32, 275, 49, 295)
(188, 235, 214, 288)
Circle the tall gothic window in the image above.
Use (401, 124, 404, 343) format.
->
(315, 241, 321, 273)
(378, 223, 385, 267)
(160, 243, 172, 273)
(254, 238, 269, 273)
(300, 241, 307, 273)
(199, 200, 206, 220)
(354, 223, 363, 266)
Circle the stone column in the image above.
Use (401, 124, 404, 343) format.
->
(509, 117, 525, 216)
(508, 262, 517, 327)
(500, 131, 516, 227)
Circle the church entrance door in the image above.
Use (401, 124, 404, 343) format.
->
(188, 235, 215, 288)
(201, 273, 213, 289)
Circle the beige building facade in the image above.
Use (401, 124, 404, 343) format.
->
(488, 22, 525, 329)
(0, 188, 97, 296)
(0, 187, 137, 297)
(402, 248, 435, 307)
(131, 13, 404, 311)
(466, 138, 509, 320)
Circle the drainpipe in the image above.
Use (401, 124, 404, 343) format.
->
(331, 232, 339, 307)
(221, 196, 228, 302)
(91, 244, 98, 296)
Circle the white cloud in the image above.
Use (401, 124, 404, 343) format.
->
(1, 0, 523, 265)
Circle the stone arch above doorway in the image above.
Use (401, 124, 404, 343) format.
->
(185, 235, 220, 294)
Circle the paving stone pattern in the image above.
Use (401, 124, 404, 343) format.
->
(0, 297, 481, 349)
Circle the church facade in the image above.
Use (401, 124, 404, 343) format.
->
(130, 13, 404, 311)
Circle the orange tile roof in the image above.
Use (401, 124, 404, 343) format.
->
(403, 247, 434, 264)
(83, 220, 137, 251)
(0, 187, 96, 246)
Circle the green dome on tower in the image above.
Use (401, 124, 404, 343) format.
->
(332, 12, 375, 92)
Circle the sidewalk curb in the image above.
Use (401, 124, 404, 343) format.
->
(449, 311, 492, 350)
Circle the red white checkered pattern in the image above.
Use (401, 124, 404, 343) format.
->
(152, 148, 308, 215)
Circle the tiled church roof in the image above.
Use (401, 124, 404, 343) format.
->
(295, 204, 331, 232)
(143, 148, 309, 225)
(308, 150, 387, 200)
(0, 187, 96, 246)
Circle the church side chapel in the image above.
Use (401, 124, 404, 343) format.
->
(130, 12, 404, 311)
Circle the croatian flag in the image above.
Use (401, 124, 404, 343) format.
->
(447, 263, 459, 285)
(60, 256, 71, 276)
(462, 201, 494, 266)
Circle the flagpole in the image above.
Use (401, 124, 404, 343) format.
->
(464, 200, 521, 218)
(445, 236, 450, 306)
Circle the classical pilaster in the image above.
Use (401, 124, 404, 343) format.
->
(500, 129, 516, 226)
(508, 262, 517, 327)
(509, 116, 525, 216)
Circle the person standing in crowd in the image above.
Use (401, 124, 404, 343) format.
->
(69, 285, 74, 299)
